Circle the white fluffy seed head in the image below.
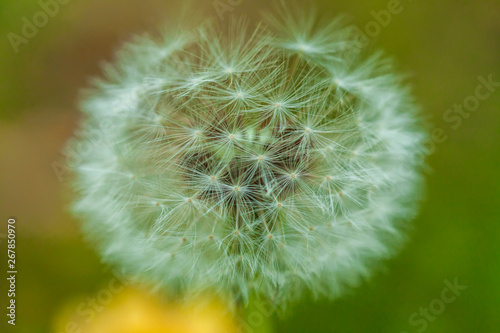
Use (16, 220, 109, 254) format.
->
(70, 12, 427, 307)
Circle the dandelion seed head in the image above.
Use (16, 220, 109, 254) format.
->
(70, 9, 427, 308)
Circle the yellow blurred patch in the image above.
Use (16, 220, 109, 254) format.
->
(53, 288, 239, 333)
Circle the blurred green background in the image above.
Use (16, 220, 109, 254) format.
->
(0, 0, 499, 332)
